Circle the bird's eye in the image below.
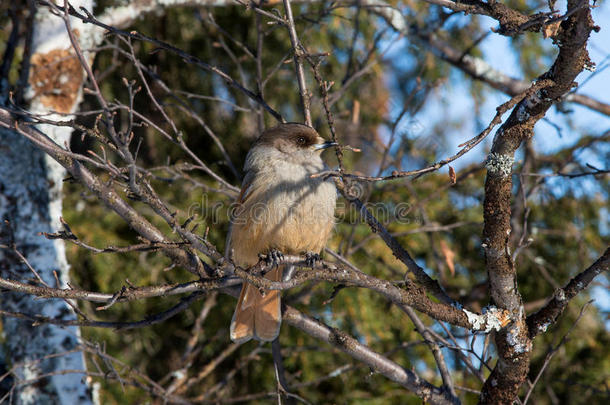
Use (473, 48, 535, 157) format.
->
(297, 136, 306, 145)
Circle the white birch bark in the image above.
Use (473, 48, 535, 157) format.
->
(0, 3, 97, 404)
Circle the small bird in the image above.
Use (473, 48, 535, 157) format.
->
(229, 123, 337, 343)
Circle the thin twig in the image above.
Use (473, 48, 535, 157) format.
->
(283, 0, 312, 126)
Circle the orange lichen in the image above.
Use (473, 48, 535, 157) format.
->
(497, 309, 512, 328)
(29, 48, 83, 113)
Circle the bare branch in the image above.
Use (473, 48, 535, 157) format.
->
(479, 1, 596, 401)
(283, 0, 312, 125)
(0, 292, 205, 330)
(282, 305, 458, 405)
(315, 79, 553, 182)
(526, 248, 609, 338)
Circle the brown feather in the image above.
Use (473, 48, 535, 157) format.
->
(230, 281, 256, 343)
(230, 266, 284, 342)
(254, 266, 283, 341)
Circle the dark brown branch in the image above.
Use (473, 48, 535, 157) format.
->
(43, 219, 190, 253)
(0, 273, 228, 303)
(232, 257, 481, 330)
(478, 1, 596, 403)
(526, 248, 609, 338)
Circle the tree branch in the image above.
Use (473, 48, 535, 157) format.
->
(526, 247, 609, 338)
(282, 305, 459, 405)
(0, 267, 459, 405)
(0, 108, 209, 277)
(283, 0, 312, 125)
(0, 292, 205, 330)
(478, 1, 596, 402)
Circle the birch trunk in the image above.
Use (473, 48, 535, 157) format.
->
(0, 3, 97, 404)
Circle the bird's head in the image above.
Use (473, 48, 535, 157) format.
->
(255, 123, 337, 158)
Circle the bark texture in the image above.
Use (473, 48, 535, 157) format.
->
(0, 3, 96, 404)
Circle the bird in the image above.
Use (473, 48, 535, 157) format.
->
(229, 122, 337, 343)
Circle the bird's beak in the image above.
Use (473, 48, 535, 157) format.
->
(313, 141, 338, 151)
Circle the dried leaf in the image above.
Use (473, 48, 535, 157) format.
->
(449, 166, 457, 185)
(439, 239, 456, 276)
(543, 21, 561, 39)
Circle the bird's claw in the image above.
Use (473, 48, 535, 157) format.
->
(265, 249, 284, 268)
(305, 252, 321, 268)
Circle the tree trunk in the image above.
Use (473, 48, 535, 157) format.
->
(0, 3, 95, 403)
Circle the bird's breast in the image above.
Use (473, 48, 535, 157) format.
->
(231, 161, 336, 265)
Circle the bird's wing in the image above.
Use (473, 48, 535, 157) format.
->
(225, 169, 260, 259)
(237, 169, 257, 204)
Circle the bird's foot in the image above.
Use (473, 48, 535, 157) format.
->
(264, 249, 284, 268)
(305, 252, 321, 268)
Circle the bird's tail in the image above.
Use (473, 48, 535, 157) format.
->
(230, 265, 283, 343)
